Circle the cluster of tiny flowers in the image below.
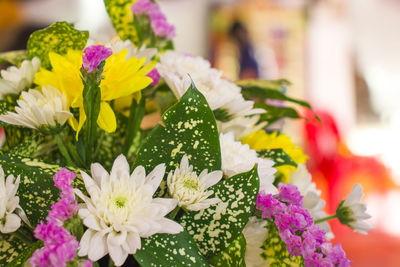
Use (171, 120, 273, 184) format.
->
(30, 168, 91, 267)
(82, 45, 113, 72)
(147, 68, 160, 86)
(256, 183, 350, 267)
(131, 0, 176, 40)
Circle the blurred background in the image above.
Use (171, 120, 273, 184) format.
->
(1, 0, 399, 266)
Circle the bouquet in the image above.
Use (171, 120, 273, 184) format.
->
(0, 0, 372, 266)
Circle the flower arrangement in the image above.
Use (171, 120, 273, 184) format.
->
(0, 0, 372, 266)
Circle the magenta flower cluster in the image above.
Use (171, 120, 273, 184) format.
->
(131, 0, 176, 40)
(82, 45, 113, 73)
(147, 68, 160, 86)
(256, 183, 350, 267)
(30, 168, 92, 267)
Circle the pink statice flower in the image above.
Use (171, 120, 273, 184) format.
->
(30, 168, 82, 267)
(81, 260, 93, 267)
(47, 198, 78, 222)
(82, 45, 112, 72)
(151, 19, 175, 40)
(53, 168, 77, 200)
(147, 68, 160, 86)
(31, 221, 79, 267)
(131, 0, 176, 40)
(131, 0, 156, 15)
(256, 185, 351, 266)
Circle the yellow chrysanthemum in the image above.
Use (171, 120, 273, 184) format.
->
(35, 49, 155, 136)
(242, 130, 308, 181)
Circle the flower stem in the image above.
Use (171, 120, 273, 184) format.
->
(314, 214, 337, 224)
(55, 133, 74, 166)
(108, 259, 115, 267)
(124, 96, 145, 156)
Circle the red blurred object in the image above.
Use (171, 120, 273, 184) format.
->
(303, 111, 393, 212)
(303, 110, 400, 267)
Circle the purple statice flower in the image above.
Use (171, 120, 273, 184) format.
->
(82, 45, 112, 73)
(256, 191, 284, 219)
(286, 205, 313, 231)
(279, 229, 302, 256)
(277, 182, 303, 206)
(131, 0, 156, 15)
(147, 68, 160, 86)
(321, 243, 351, 266)
(256, 185, 350, 267)
(30, 169, 81, 267)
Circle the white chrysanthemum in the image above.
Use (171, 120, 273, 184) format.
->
(0, 165, 29, 234)
(220, 132, 277, 194)
(110, 39, 157, 64)
(0, 57, 40, 99)
(75, 155, 183, 266)
(157, 51, 237, 110)
(243, 217, 269, 267)
(167, 155, 222, 211)
(289, 164, 334, 239)
(218, 115, 267, 140)
(0, 86, 72, 131)
(337, 184, 373, 235)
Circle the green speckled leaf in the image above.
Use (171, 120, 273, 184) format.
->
(255, 103, 301, 125)
(7, 241, 42, 267)
(134, 82, 221, 195)
(208, 233, 246, 267)
(0, 99, 10, 115)
(0, 234, 29, 265)
(236, 79, 291, 89)
(257, 149, 297, 168)
(27, 21, 89, 69)
(104, 0, 137, 43)
(0, 50, 28, 66)
(134, 230, 210, 267)
(179, 166, 259, 258)
(1, 126, 34, 153)
(237, 79, 310, 108)
(0, 153, 61, 226)
(262, 224, 304, 267)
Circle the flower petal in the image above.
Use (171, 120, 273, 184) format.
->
(145, 163, 166, 195)
(97, 101, 116, 133)
(88, 231, 108, 261)
(0, 213, 21, 233)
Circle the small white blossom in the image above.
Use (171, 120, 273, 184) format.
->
(158, 51, 233, 110)
(0, 57, 41, 99)
(337, 184, 373, 235)
(289, 164, 334, 239)
(110, 39, 157, 64)
(0, 86, 72, 131)
(167, 155, 222, 211)
(243, 217, 270, 267)
(0, 165, 29, 234)
(220, 132, 277, 194)
(217, 115, 266, 140)
(75, 155, 183, 266)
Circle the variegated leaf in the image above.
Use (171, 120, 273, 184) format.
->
(179, 166, 259, 258)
